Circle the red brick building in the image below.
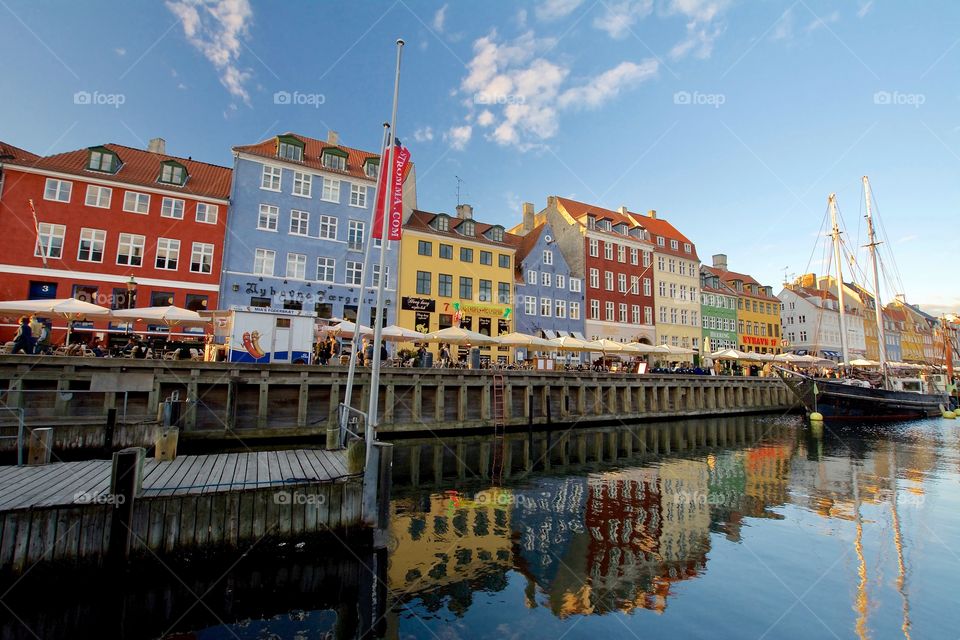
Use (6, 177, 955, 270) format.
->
(543, 196, 656, 344)
(0, 138, 231, 338)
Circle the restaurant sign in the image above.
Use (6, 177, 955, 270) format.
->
(402, 297, 436, 312)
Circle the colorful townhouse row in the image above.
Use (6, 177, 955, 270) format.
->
(1, 129, 948, 364)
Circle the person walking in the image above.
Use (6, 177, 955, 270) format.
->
(10, 316, 32, 354)
(28, 315, 43, 354)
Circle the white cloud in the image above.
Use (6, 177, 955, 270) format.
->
(413, 126, 434, 142)
(558, 60, 658, 109)
(166, 0, 253, 103)
(771, 8, 794, 41)
(536, 0, 584, 21)
(446, 125, 473, 150)
(178, 82, 188, 90)
(477, 110, 495, 126)
(805, 10, 839, 33)
(114, 47, 127, 56)
(857, 1, 874, 18)
(433, 4, 447, 32)
(516, 9, 528, 28)
(898, 234, 919, 244)
(593, 0, 653, 39)
(664, 0, 729, 60)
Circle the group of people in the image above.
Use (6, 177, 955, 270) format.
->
(10, 315, 50, 354)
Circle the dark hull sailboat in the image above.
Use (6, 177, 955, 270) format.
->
(781, 371, 945, 422)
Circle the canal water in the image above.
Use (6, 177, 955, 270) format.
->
(2, 414, 958, 639)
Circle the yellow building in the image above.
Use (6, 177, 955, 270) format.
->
(886, 296, 928, 363)
(397, 204, 518, 363)
(706, 254, 782, 354)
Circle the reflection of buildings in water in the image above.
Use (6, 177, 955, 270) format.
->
(388, 492, 514, 615)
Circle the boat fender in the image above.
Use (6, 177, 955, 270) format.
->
(809, 412, 824, 423)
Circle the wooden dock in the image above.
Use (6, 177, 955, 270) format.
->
(0, 448, 365, 575)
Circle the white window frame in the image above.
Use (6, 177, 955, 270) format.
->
(43, 178, 72, 203)
(631, 305, 640, 324)
(253, 248, 275, 276)
(316, 257, 335, 282)
(155, 237, 180, 270)
(258, 204, 279, 231)
(540, 297, 552, 317)
(618, 273, 627, 293)
(349, 183, 367, 208)
(605, 301, 615, 321)
(589, 238, 599, 257)
(604, 242, 613, 260)
(85, 185, 112, 209)
(318, 215, 338, 240)
(345, 260, 363, 285)
(261, 165, 282, 191)
(347, 220, 365, 251)
(116, 233, 145, 267)
(123, 191, 150, 214)
(570, 301, 581, 320)
(77, 228, 106, 262)
(542, 249, 553, 265)
(541, 272, 552, 287)
(589, 269, 599, 289)
(617, 245, 625, 263)
(630, 247, 639, 265)
(293, 171, 312, 197)
(604, 271, 613, 291)
(290, 209, 310, 236)
(527, 270, 537, 285)
(619, 303, 627, 323)
(286, 253, 307, 280)
(569, 278, 582, 293)
(35, 223, 65, 259)
(556, 274, 565, 290)
(524, 296, 537, 316)
(190, 242, 215, 274)
(161, 197, 185, 220)
(196, 202, 219, 224)
(322, 177, 341, 203)
(555, 299, 567, 318)
(590, 299, 600, 320)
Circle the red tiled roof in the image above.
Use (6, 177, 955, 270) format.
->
(404, 209, 522, 250)
(234, 132, 384, 182)
(704, 265, 780, 301)
(20, 143, 231, 200)
(0, 141, 39, 164)
(513, 223, 547, 284)
(555, 197, 650, 243)
(627, 211, 700, 261)
(795, 286, 837, 302)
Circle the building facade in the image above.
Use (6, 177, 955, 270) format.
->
(0, 138, 230, 338)
(778, 284, 844, 358)
(708, 255, 782, 355)
(636, 210, 701, 352)
(813, 276, 867, 359)
(220, 131, 415, 326)
(509, 206, 585, 360)
(881, 307, 903, 362)
(543, 197, 656, 344)
(699, 266, 738, 353)
(886, 296, 931, 363)
(397, 204, 516, 363)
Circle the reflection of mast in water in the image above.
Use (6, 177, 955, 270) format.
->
(889, 447, 913, 640)
(851, 462, 870, 640)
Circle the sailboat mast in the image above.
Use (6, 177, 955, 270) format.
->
(863, 176, 888, 375)
(828, 194, 851, 365)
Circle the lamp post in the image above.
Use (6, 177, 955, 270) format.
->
(126, 275, 137, 309)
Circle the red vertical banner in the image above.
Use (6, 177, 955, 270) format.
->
(372, 141, 410, 240)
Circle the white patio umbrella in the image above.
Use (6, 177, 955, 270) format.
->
(495, 331, 554, 348)
(624, 342, 661, 354)
(710, 348, 749, 360)
(318, 320, 373, 338)
(0, 297, 111, 345)
(424, 326, 499, 345)
(846, 358, 879, 367)
(111, 305, 207, 327)
(654, 344, 697, 356)
(547, 335, 594, 351)
(378, 324, 428, 341)
(589, 338, 629, 353)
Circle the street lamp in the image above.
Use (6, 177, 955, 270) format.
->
(126, 275, 137, 309)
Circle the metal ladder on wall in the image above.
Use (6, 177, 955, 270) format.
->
(490, 373, 506, 483)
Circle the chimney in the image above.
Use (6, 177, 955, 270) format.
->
(894, 293, 907, 304)
(456, 204, 473, 220)
(712, 254, 728, 271)
(327, 130, 339, 145)
(648, 209, 657, 219)
(618, 206, 628, 215)
(147, 138, 166, 154)
(547, 195, 557, 208)
(799, 273, 817, 288)
(522, 202, 535, 233)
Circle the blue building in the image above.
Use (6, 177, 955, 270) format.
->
(221, 131, 414, 325)
(509, 204, 585, 359)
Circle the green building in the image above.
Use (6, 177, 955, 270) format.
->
(700, 266, 738, 353)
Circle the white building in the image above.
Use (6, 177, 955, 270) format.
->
(778, 286, 843, 359)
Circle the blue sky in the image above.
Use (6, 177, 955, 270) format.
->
(1, 0, 958, 312)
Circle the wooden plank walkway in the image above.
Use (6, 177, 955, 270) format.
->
(0, 449, 353, 512)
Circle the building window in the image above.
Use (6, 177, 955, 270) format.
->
(418, 240, 432, 256)
(570, 278, 582, 293)
(543, 250, 553, 265)
(435, 215, 450, 232)
(250, 296, 270, 308)
(286, 209, 309, 236)
(345, 261, 363, 285)
(525, 296, 537, 315)
(670, 239, 679, 250)
(43, 178, 72, 203)
(460, 247, 473, 262)
(318, 215, 337, 239)
(185, 294, 209, 312)
(659, 306, 667, 323)
(88, 149, 118, 172)
(371, 264, 391, 288)
(541, 298, 552, 317)
(258, 204, 279, 231)
(669, 283, 677, 299)
(278, 140, 303, 161)
(630, 247, 639, 265)
(364, 159, 379, 179)
(161, 197, 185, 219)
(284, 253, 306, 279)
(645, 306, 653, 325)
(499, 254, 510, 268)
(498, 282, 510, 304)
(322, 151, 347, 171)
(459, 276, 473, 300)
(619, 303, 627, 323)
(85, 185, 112, 208)
(322, 177, 340, 202)
(589, 269, 599, 289)
(155, 237, 180, 270)
(527, 270, 537, 285)
(657, 256, 665, 271)
(35, 223, 65, 259)
(347, 220, 365, 251)
(479, 279, 492, 302)
(618, 273, 627, 293)
(254, 248, 275, 276)
(617, 245, 625, 263)
(150, 290, 175, 307)
(159, 162, 186, 186)
(668, 258, 676, 273)
(350, 183, 367, 208)
(480, 250, 492, 266)
(261, 165, 282, 191)
(631, 305, 640, 324)
(489, 226, 504, 242)
(317, 257, 335, 282)
(587, 238, 598, 257)
(642, 252, 651, 267)
(123, 191, 150, 214)
(77, 228, 106, 262)
(191, 242, 214, 274)
(196, 202, 218, 224)
(116, 233, 145, 267)
(570, 301, 580, 320)
(460, 220, 475, 237)
(604, 242, 613, 260)
(604, 271, 613, 291)
(643, 278, 651, 296)
(416, 271, 431, 295)
(555, 299, 567, 318)
(291, 171, 312, 197)
(541, 272, 552, 287)
(556, 274, 566, 290)
(590, 299, 600, 319)
(440, 244, 453, 260)
(605, 301, 614, 321)
(438, 274, 453, 297)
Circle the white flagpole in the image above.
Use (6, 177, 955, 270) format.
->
(366, 38, 404, 461)
(342, 122, 390, 424)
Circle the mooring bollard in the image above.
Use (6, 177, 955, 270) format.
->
(108, 446, 145, 561)
(362, 441, 394, 544)
(154, 428, 179, 461)
(103, 407, 117, 453)
(26, 428, 53, 465)
(346, 436, 365, 474)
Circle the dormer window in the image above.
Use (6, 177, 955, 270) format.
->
(615, 223, 627, 235)
(276, 136, 304, 162)
(363, 158, 379, 179)
(321, 148, 347, 171)
(683, 242, 691, 253)
(434, 215, 450, 232)
(670, 239, 679, 250)
(587, 215, 596, 230)
(601, 220, 612, 231)
(158, 161, 187, 186)
(656, 236, 665, 246)
(488, 225, 504, 242)
(88, 147, 119, 173)
(460, 220, 475, 237)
